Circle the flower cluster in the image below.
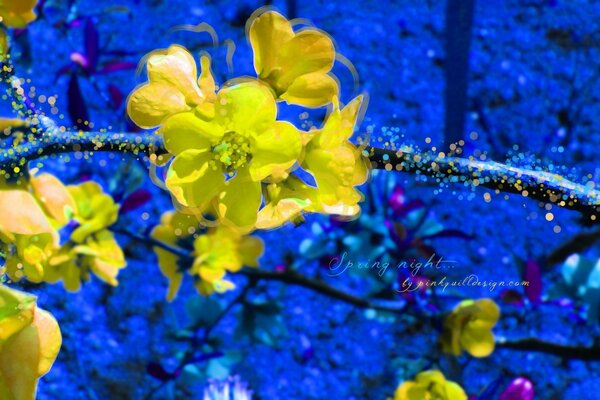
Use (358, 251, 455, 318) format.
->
(440, 298, 500, 358)
(393, 370, 467, 400)
(127, 10, 369, 234)
(0, 285, 61, 400)
(152, 211, 263, 300)
(0, 174, 125, 291)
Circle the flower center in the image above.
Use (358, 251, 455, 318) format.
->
(212, 131, 252, 174)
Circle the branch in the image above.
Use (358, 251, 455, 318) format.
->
(370, 148, 600, 222)
(496, 337, 600, 361)
(240, 268, 407, 313)
(0, 130, 166, 171)
(2, 129, 600, 222)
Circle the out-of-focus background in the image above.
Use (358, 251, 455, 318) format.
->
(10, 0, 600, 398)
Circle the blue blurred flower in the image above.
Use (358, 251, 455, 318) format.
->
(203, 376, 253, 400)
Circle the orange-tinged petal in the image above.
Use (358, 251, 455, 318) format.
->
(0, 190, 54, 238)
(32, 309, 62, 376)
(31, 173, 76, 227)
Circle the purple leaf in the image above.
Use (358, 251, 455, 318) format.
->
(67, 73, 90, 131)
(107, 84, 124, 109)
(146, 362, 176, 381)
(84, 18, 100, 71)
(95, 61, 137, 75)
(524, 259, 542, 304)
(119, 189, 152, 214)
(419, 229, 474, 241)
(499, 377, 534, 400)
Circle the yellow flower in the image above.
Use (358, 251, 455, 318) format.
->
(4, 233, 54, 283)
(256, 174, 319, 229)
(301, 95, 369, 216)
(0, 0, 37, 28)
(163, 81, 302, 232)
(151, 211, 200, 301)
(440, 298, 500, 358)
(127, 45, 216, 129)
(248, 10, 338, 107)
(44, 230, 126, 291)
(68, 181, 119, 243)
(394, 370, 467, 400)
(0, 285, 61, 400)
(151, 211, 263, 300)
(191, 226, 263, 296)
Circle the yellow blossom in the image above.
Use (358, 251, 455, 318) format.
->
(67, 181, 119, 243)
(0, 285, 61, 400)
(163, 81, 301, 232)
(151, 211, 263, 300)
(44, 230, 126, 291)
(248, 10, 338, 107)
(4, 233, 54, 283)
(0, 0, 37, 28)
(256, 174, 319, 229)
(127, 45, 216, 129)
(440, 298, 500, 358)
(301, 95, 369, 216)
(393, 370, 467, 400)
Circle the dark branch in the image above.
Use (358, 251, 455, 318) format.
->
(497, 337, 600, 361)
(370, 147, 600, 222)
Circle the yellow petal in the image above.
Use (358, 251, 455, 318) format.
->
(217, 167, 262, 232)
(445, 381, 468, 400)
(147, 45, 203, 106)
(317, 96, 362, 148)
(248, 10, 294, 78)
(31, 173, 76, 228)
(280, 72, 338, 108)
(127, 82, 189, 129)
(239, 236, 264, 267)
(215, 82, 276, 135)
(278, 29, 336, 86)
(0, 118, 27, 131)
(161, 111, 220, 155)
(198, 54, 217, 102)
(0, 321, 40, 399)
(0, 285, 35, 342)
(461, 326, 496, 358)
(249, 121, 301, 181)
(165, 150, 225, 208)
